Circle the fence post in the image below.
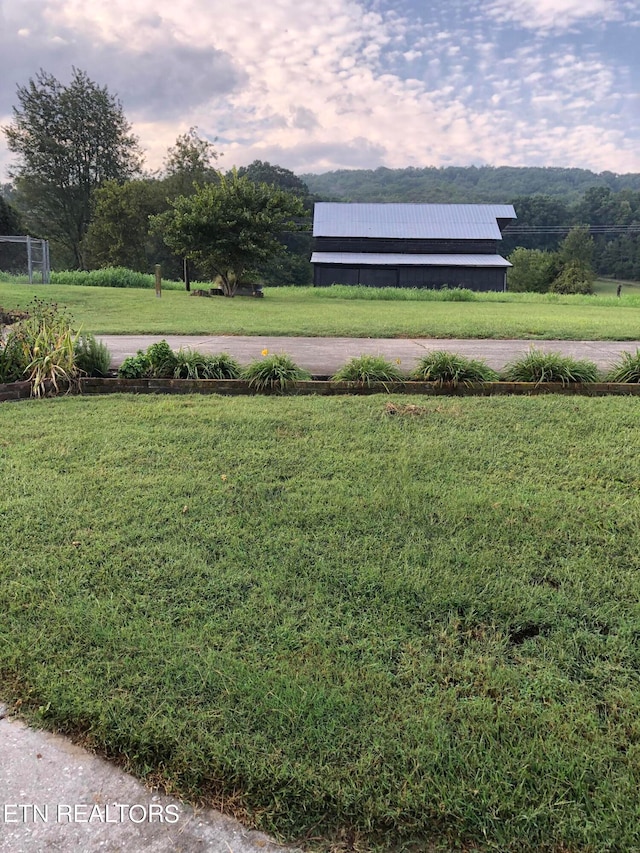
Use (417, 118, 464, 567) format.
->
(155, 264, 162, 298)
(26, 235, 33, 284)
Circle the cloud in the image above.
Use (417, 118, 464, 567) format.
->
(1, 0, 639, 180)
(484, 0, 625, 32)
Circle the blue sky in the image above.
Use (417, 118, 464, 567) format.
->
(0, 0, 639, 180)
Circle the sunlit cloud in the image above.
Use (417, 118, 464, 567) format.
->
(1, 0, 639, 179)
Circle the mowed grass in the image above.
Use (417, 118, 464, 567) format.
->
(2, 280, 640, 339)
(2, 394, 640, 851)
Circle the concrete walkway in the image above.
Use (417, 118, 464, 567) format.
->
(0, 703, 297, 853)
(99, 334, 640, 374)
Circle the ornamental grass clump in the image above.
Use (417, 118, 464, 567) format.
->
(411, 351, 498, 386)
(0, 299, 79, 395)
(173, 350, 241, 380)
(606, 349, 640, 383)
(332, 355, 404, 386)
(242, 352, 310, 391)
(503, 347, 599, 385)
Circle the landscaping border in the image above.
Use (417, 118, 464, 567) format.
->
(78, 378, 640, 396)
(5, 377, 640, 401)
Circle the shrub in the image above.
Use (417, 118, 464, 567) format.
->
(411, 351, 498, 385)
(0, 332, 27, 382)
(606, 349, 640, 383)
(507, 248, 561, 293)
(549, 261, 594, 295)
(74, 334, 111, 377)
(242, 353, 310, 391)
(146, 340, 178, 377)
(173, 350, 241, 379)
(332, 355, 404, 386)
(118, 351, 151, 379)
(502, 348, 599, 385)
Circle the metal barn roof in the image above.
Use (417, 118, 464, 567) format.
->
(313, 203, 516, 240)
(311, 252, 512, 268)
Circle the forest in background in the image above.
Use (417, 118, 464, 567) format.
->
(302, 165, 640, 204)
(303, 166, 640, 281)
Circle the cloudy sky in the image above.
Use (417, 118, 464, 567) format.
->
(1, 0, 639, 180)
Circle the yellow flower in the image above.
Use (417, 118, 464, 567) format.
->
(395, 358, 402, 365)
(221, 474, 227, 482)
(261, 348, 269, 356)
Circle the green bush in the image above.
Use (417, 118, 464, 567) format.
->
(549, 261, 594, 295)
(411, 351, 498, 385)
(118, 351, 151, 379)
(503, 348, 599, 385)
(173, 350, 241, 380)
(74, 334, 111, 377)
(146, 340, 178, 377)
(332, 355, 404, 386)
(0, 331, 27, 382)
(606, 349, 640, 383)
(507, 248, 561, 293)
(242, 353, 311, 390)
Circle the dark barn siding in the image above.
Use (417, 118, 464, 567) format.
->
(314, 265, 506, 291)
(314, 237, 498, 254)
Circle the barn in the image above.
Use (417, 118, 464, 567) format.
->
(311, 202, 517, 291)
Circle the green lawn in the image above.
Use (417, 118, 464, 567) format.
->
(2, 394, 640, 851)
(2, 280, 640, 339)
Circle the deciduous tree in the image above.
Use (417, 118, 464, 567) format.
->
(152, 170, 306, 296)
(3, 68, 142, 268)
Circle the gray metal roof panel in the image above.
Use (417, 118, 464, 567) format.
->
(313, 203, 516, 239)
(311, 252, 512, 268)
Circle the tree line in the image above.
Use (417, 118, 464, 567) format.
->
(1, 69, 314, 291)
(2, 68, 640, 286)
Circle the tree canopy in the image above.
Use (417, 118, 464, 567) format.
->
(152, 171, 306, 295)
(3, 68, 142, 267)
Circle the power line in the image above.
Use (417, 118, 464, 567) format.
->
(503, 225, 640, 235)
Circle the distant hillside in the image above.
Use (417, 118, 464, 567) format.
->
(301, 166, 640, 204)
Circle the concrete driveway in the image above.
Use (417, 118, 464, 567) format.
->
(99, 335, 640, 375)
(0, 704, 298, 853)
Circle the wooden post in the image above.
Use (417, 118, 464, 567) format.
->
(183, 257, 190, 292)
(155, 264, 162, 298)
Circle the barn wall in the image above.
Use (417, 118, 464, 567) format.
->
(313, 265, 506, 292)
(313, 237, 498, 254)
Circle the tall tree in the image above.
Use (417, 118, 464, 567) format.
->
(83, 179, 167, 272)
(3, 68, 142, 268)
(0, 194, 21, 235)
(237, 160, 314, 285)
(152, 171, 305, 296)
(162, 127, 220, 197)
